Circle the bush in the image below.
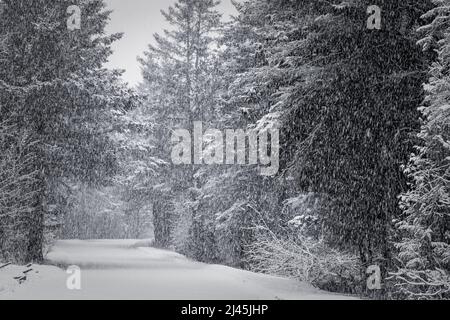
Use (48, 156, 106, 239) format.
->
(246, 227, 362, 294)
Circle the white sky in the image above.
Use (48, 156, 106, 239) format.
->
(104, 0, 238, 86)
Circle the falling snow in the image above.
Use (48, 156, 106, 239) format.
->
(0, 0, 449, 300)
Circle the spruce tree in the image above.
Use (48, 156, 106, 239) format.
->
(276, 0, 432, 277)
(221, 0, 433, 286)
(139, 0, 223, 249)
(0, 0, 138, 262)
(393, 0, 450, 299)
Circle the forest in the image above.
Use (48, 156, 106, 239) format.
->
(0, 0, 449, 300)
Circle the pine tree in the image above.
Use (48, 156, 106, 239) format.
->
(182, 0, 295, 266)
(393, 0, 450, 299)
(138, 0, 224, 249)
(273, 0, 432, 277)
(220, 0, 433, 289)
(113, 105, 164, 239)
(0, 0, 138, 262)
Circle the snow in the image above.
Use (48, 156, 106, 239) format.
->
(0, 240, 356, 300)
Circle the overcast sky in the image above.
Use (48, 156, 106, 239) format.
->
(104, 0, 238, 86)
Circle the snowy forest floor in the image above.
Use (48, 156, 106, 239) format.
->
(0, 240, 356, 300)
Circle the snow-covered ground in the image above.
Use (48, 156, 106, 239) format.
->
(0, 240, 356, 300)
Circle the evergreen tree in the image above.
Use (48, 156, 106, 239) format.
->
(113, 105, 164, 239)
(193, 0, 291, 265)
(0, 0, 138, 262)
(393, 0, 450, 299)
(220, 0, 433, 289)
(138, 0, 224, 248)
(277, 0, 432, 277)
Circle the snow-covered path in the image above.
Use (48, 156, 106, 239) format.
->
(0, 240, 355, 300)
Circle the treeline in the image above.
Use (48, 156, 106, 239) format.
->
(138, 0, 449, 299)
(0, 0, 150, 261)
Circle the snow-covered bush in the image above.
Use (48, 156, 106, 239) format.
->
(246, 227, 362, 294)
(245, 193, 361, 294)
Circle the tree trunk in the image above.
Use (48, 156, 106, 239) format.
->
(26, 216, 44, 263)
(25, 170, 45, 263)
(26, 199, 44, 263)
(153, 200, 171, 248)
